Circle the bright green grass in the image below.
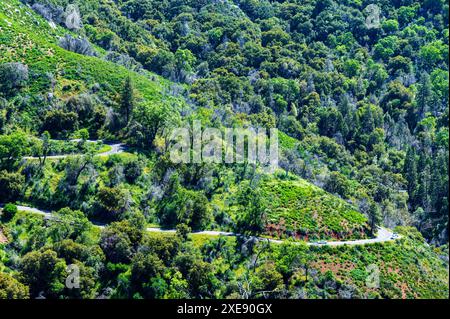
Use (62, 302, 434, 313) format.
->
(96, 144, 112, 154)
(260, 179, 369, 240)
(278, 131, 299, 150)
(212, 176, 370, 241)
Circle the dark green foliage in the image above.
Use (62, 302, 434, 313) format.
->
(93, 187, 131, 222)
(120, 77, 134, 125)
(19, 249, 67, 298)
(158, 175, 212, 231)
(128, 102, 174, 149)
(124, 159, 143, 183)
(234, 181, 267, 236)
(130, 252, 165, 298)
(100, 221, 143, 264)
(0, 273, 29, 299)
(42, 110, 79, 137)
(1, 203, 17, 222)
(0, 170, 24, 202)
(0, 63, 28, 97)
(404, 147, 418, 205)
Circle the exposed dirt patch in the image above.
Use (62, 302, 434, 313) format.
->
(310, 259, 357, 280)
(0, 228, 7, 244)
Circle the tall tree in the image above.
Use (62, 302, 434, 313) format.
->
(361, 199, 382, 235)
(128, 102, 174, 149)
(416, 73, 433, 122)
(404, 147, 418, 207)
(120, 76, 135, 125)
(235, 182, 267, 236)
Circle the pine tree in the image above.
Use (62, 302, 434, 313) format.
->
(358, 198, 381, 235)
(368, 201, 382, 235)
(417, 165, 431, 213)
(416, 73, 432, 120)
(430, 151, 448, 217)
(120, 76, 134, 125)
(337, 95, 354, 140)
(404, 147, 418, 207)
(417, 150, 430, 174)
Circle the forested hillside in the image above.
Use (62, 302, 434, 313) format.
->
(0, 0, 448, 299)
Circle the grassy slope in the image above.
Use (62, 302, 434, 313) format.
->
(0, 0, 178, 107)
(211, 174, 369, 240)
(261, 178, 368, 240)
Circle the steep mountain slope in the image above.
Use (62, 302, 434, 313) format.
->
(1, 0, 182, 134)
(0, 0, 372, 240)
(213, 176, 370, 240)
(260, 178, 368, 240)
(0, 0, 448, 299)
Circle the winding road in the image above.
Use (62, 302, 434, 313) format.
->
(2, 205, 401, 247)
(23, 140, 124, 160)
(7, 139, 402, 247)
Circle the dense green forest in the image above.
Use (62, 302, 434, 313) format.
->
(0, 0, 448, 299)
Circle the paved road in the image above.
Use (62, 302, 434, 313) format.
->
(2, 205, 401, 247)
(11, 205, 53, 219)
(97, 142, 124, 157)
(23, 140, 124, 160)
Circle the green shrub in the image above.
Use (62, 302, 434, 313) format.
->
(1, 203, 17, 221)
